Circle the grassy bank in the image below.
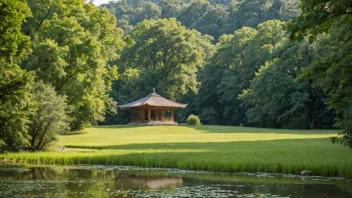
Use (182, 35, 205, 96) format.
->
(1, 125, 352, 177)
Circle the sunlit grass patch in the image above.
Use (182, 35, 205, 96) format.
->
(1, 125, 352, 177)
(58, 125, 336, 146)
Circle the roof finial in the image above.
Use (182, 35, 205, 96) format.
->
(153, 88, 155, 93)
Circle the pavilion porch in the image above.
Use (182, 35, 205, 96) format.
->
(127, 121, 179, 125)
(119, 91, 187, 125)
(130, 106, 175, 123)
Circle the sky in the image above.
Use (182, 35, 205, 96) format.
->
(91, 0, 117, 6)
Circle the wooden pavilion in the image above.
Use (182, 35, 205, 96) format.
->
(119, 90, 187, 124)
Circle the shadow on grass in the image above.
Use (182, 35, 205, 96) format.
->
(65, 138, 336, 152)
(178, 125, 339, 135)
(92, 125, 155, 129)
(78, 124, 339, 135)
(60, 132, 86, 136)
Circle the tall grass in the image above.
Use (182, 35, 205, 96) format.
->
(1, 125, 352, 177)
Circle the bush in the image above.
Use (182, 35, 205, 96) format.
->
(27, 82, 70, 151)
(186, 114, 201, 125)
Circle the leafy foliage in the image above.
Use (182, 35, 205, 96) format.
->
(195, 20, 288, 126)
(106, 18, 213, 123)
(22, 0, 124, 130)
(287, 0, 352, 147)
(286, 0, 352, 41)
(0, 0, 33, 150)
(186, 114, 201, 125)
(241, 40, 332, 129)
(27, 82, 69, 151)
(0, 0, 124, 150)
(120, 18, 212, 98)
(0, 0, 348, 151)
(102, 0, 300, 40)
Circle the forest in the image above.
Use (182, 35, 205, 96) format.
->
(0, 0, 351, 151)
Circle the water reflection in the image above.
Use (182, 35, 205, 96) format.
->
(0, 165, 351, 198)
(131, 176, 183, 189)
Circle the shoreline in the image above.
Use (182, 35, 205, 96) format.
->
(0, 162, 348, 180)
(0, 152, 350, 178)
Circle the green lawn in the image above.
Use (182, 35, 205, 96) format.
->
(1, 125, 352, 177)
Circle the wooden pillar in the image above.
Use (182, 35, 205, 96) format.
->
(171, 109, 174, 121)
(131, 108, 134, 123)
(161, 107, 165, 121)
(141, 109, 145, 122)
(148, 106, 151, 122)
(138, 108, 142, 122)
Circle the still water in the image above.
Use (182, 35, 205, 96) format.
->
(0, 164, 351, 198)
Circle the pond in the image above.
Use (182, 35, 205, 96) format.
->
(0, 164, 351, 198)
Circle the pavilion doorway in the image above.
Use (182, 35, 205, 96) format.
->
(151, 110, 156, 120)
(144, 110, 148, 120)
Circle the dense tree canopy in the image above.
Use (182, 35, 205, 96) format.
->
(1, 0, 350, 151)
(0, 0, 33, 150)
(0, 0, 124, 150)
(241, 40, 332, 129)
(102, 0, 300, 40)
(287, 0, 352, 41)
(287, 0, 352, 148)
(105, 18, 212, 124)
(119, 18, 212, 99)
(101, 0, 339, 131)
(196, 20, 289, 126)
(22, 0, 125, 130)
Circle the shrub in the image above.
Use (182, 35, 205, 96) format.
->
(27, 82, 70, 151)
(186, 114, 201, 125)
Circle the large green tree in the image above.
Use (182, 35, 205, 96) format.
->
(22, 0, 124, 130)
(118, 18, 213, 100)
(0, 0, 33, 150)
(106, 18, 213, 123)
(287, 0, 352, 147)
(203, 20, 286, 126)
(191, 63, 227, 125)
(210, 28, 257, 125)
(241, 40, 333, 129)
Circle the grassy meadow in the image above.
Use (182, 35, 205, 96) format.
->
(1, 125, 352, 177)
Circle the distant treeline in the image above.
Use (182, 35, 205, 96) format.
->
(100, 0, 333, 130)
(102, 0, 300, 40)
